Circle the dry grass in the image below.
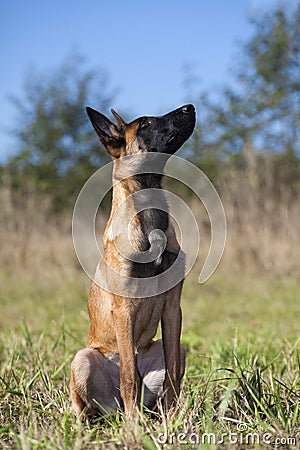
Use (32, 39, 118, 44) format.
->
(1, 152, 299, 280)
(216, 156, 300, 277)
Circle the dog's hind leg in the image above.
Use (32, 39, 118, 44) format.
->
(137, 340, 186, 410)
(70, 341, 186, 416)
(70, 348, 121, 417)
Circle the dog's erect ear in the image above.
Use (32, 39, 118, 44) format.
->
(111, 109, 126, 131)
(86, 107, 125, 157)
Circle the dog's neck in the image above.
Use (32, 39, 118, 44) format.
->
(111, 172, 168, 215)
(112, 162, 165, 203)
(121, 173, 163, 191)
(110, 172, 169, 251)
(112, 154, 167, 192)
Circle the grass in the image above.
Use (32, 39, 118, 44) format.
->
(0, 267, 299, 449)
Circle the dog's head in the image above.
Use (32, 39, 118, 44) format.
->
(86, 104, 196, 159)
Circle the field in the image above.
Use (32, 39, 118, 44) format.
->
(0, 169, 300, 449)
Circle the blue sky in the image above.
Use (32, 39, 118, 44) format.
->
(0, 0, 291, 161)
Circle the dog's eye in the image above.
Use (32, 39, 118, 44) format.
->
(140, 119, 152, 129)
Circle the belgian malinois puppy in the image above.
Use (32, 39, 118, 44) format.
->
(70, 104, 196, 418)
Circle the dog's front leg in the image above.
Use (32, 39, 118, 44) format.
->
(161, 282, 184, 411)
(113, 298, 140, 417)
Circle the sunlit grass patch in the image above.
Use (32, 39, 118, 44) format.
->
(1, 274, 299, 449)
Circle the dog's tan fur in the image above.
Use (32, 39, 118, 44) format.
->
(70, 105, 195, 418)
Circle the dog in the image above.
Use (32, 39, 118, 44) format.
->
(70, 104, 196, 418)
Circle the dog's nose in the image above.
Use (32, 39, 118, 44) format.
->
(181, 104, 195, 114)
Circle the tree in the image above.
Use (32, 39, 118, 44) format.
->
(190, 3, 300, 161)
(7, 52, 117, 211)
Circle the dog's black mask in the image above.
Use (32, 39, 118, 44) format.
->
(136, 104, 196, 154)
